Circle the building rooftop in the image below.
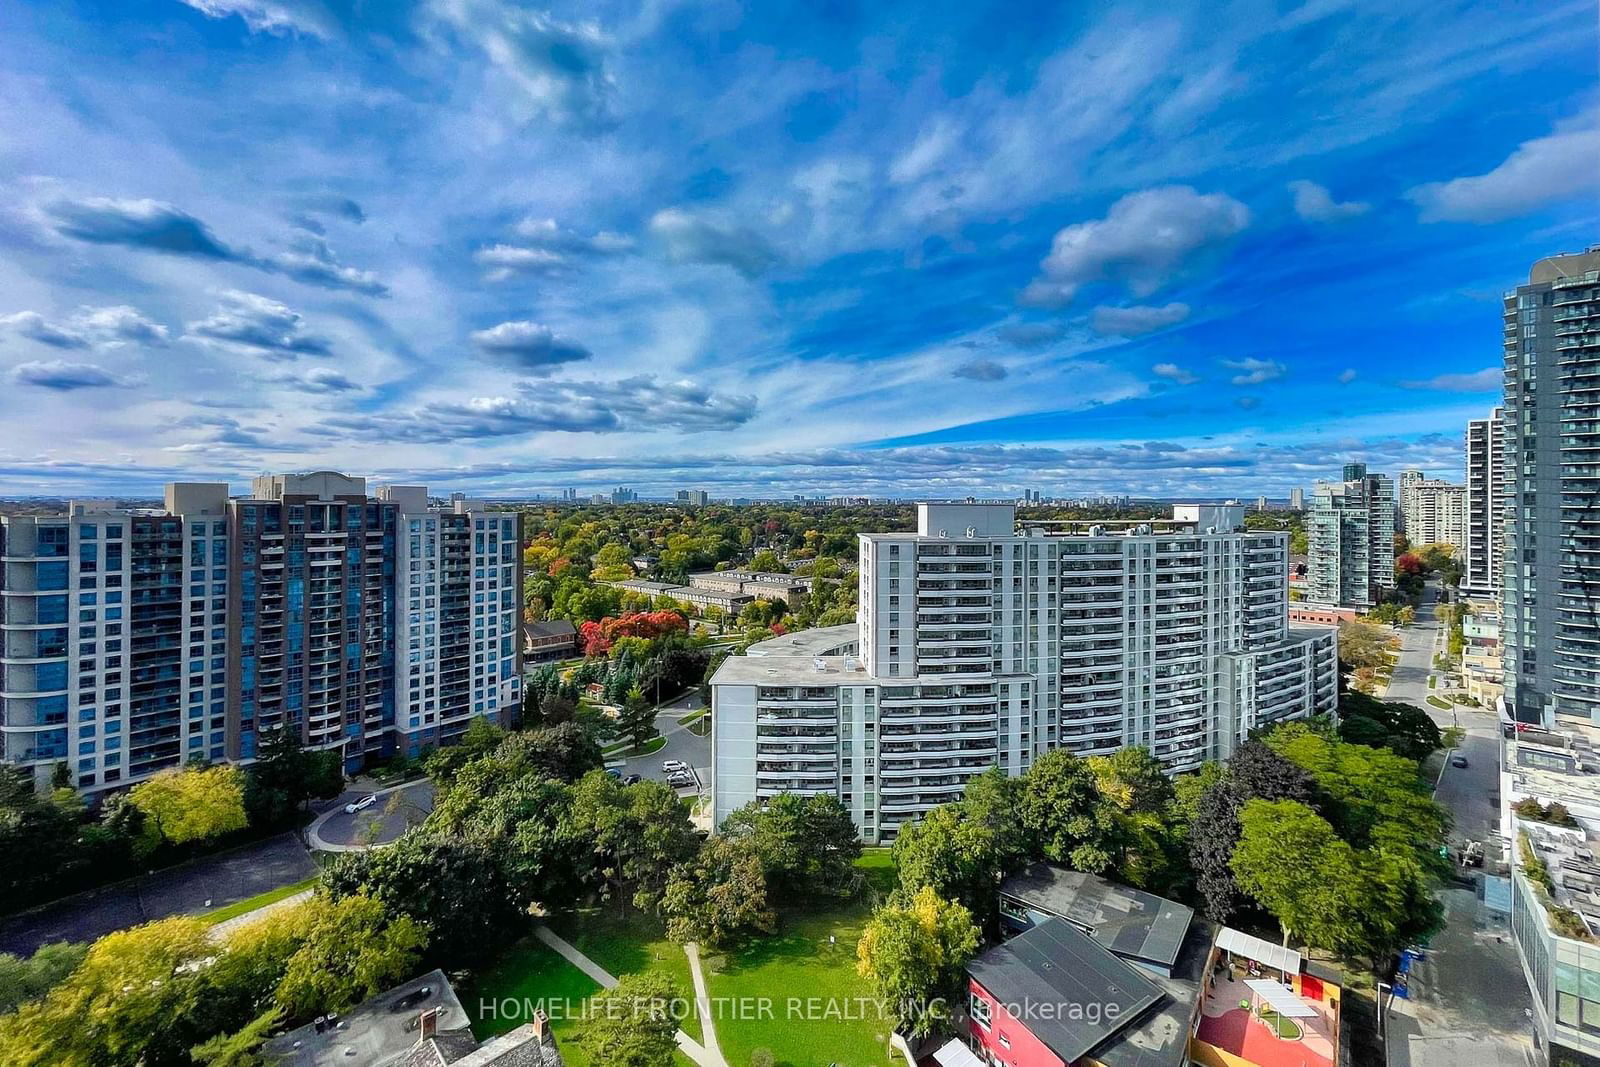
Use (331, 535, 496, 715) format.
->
(745, 623, 859, 658)
(525, 620, 576, 638)
(969, 918, 1164, 1065)
(1094, 918, 1215, 1067)
(709, 653, 869, 686)
(1001, 864, 1195, 972)
(263, 969, 470, 1067)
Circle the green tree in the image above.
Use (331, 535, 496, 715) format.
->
(273, 894, 427, 1018)
(856, 887, 980, 1038)
(129, 765, 248, 846)
(0, 916, 215, 1067)
(1231, 799, 1361, 949)
(661, 836, 776, 947)
(566, 773, 700, 912)
(583, 972, 682, 1067)
(323, 833, 520, 967)
(190, 1008, 280, 1067)
(615, 687, 659, 752)
(1018, 749, 1119, 874)
(748, 550, 786, 573)
(0, 941, 88, 1014)
(720, 792, 862, 900)
(893, 801, 1020, 924)
(590, 543, 635, 582)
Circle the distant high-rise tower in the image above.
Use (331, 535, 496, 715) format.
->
(1307, 462, 1396, 608)
(1463, 407, 1505, 600)
(1503, 247, 1600, 726)
(1289, 487, 1305, 511)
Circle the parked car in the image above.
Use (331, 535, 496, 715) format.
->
(1450, 755, 1469, 768)
(662, 759, 688, 774)
(667, 771, 695, 788)
(622, 773, 642, 786)
(604, 767, 623, 779)
(345, 793, 378, 815)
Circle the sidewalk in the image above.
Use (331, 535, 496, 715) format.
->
(532, 924, 728, 1067)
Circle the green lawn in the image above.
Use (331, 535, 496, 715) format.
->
(856, 848, 896, 897)
(463, 910, 699, 1067)
(602, 734, 668, 758)
(462, 937, 604, 1065)
(702, 899, 894, 1067)
(201, 876, 319, 925)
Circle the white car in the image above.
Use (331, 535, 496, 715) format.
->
(345, 793, 378, 815)
(662, 759, 689, 774)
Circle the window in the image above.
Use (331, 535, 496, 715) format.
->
(969, 991, 992, 1030)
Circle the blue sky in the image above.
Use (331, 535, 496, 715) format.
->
(0, 0, 1595, 499)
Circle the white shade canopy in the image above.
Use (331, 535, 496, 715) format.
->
(1217, 926, 1302, 974)
(1246, 978, 1318, 1018)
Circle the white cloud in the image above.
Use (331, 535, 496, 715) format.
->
(1023, 186, 1249, 305)
(176, 0, 334, 37)
(428, 1, 616, 130)
(1152, 362, 1200, 385)
(1, 306, 169, 349)
(1222, 357, 1285, 385)
(469, 320, 592, 373)
(1400, 368, 1502, 391)
(952, 359, 1007, 381)
(1288, 180, 1370, 222)
(475, 219, 634, 280)
(1091, 302, 1191, 336)
(186, 291, 332, 360)
(1408, 116, 1600, 223)
(649, 208, 780, 277)
(1338, 368, 1357, 384)
(11, 361, 136, 391)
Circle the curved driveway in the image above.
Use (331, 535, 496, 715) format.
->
(307, 779, 435, 852)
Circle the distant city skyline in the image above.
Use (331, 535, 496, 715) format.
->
(1, 1, 1593, 497)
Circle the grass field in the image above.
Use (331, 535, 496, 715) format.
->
(463, 909, 700, 1067)
(201, 876, 319, 925)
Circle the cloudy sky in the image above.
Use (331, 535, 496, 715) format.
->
(0, 0, 1595, 500)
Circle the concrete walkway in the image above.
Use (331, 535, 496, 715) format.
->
(685, 942, 729, 1067)
(532, 925, 727, 1067)
(207, 888, 314, 942)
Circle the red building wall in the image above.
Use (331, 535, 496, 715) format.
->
(967, 977, 1068, 1067)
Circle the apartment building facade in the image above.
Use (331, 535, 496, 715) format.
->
(1503, 248, 1600, 727)
(1464, 407, 1507, 600)
(1306, 462, 1396, 609)
(710, 503, 1337, 841)
(2, 472, 521, 792)
(1399, 475, 1466, 555)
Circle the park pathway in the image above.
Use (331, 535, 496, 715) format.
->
(685, 942, 728, 1067)
(206, 888, 314, 942)
(533, 924, 729, 1067)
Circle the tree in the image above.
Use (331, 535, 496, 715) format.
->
(566, 774, 700, 912)
(590, 543, 635, 582)
(1231, 799, 1360, 950)
(1335, 691, 1442, 762)
(1337, 619, 1391, 672)
(129, 765, 248, 846)
(662, 836, 776, 947)
(1089, 746, 1173, 815)
(245, 729, 344, 830)
(893, 801, 1020, 924)
(720, 793, 862, 901)
(856, 887, 980, 1038)
(583, 973, 682, 1067)
(0, 916, 216, 1067)
(323, 833, 521, 967)
(615, 687, 659, 752)
(748, 550, 786, 573)
(1017, 750, 1119, 874)
(191, 1009, 280, 1067)
(273, 894, 427, 1018)
(0, 941, 88, 1015)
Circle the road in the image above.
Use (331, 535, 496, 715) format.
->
(1383, 582, 1534, 1067)
(0, 832, 318, 957)
(612, 688, 712, 807)
(1385, 582, 1441, 708)
(306, 779, 436, 851)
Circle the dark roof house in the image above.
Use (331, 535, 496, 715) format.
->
(999, 863, 1196, 977)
